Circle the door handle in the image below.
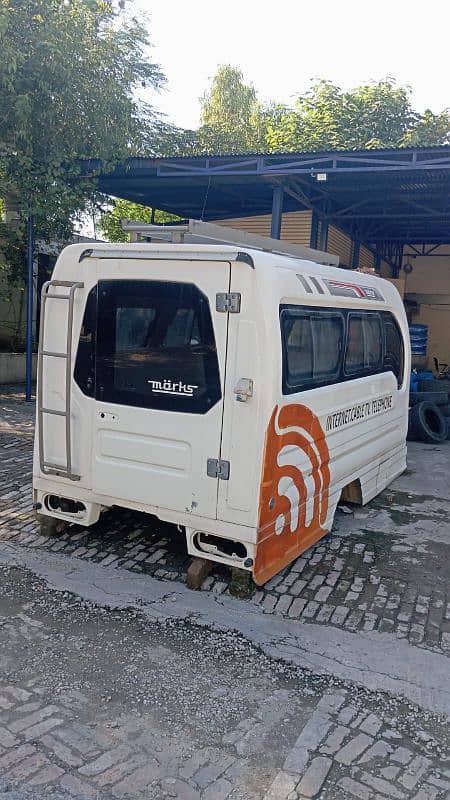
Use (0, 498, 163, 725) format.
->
(234, 378, 254, 402)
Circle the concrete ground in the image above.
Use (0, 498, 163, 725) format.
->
(0, 386, 449, 800)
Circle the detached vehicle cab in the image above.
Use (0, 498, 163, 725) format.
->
(33, 222, 410, 585)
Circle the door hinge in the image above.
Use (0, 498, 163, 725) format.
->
(207, 458, 230, 480)
(216, 292, 241, 313)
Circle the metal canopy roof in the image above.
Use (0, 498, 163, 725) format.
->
(91, 146, 450, 252)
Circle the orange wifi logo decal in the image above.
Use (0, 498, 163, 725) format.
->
(254, 403, 331, 585)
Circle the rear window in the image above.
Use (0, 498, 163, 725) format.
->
(75, 280, 222, 414)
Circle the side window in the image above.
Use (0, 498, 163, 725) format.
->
(383, 313, 404, 387)
(344, 315, 365, 375)
(95, 280, 221, 414)
(283, 314, 313, 383)
(363, 315, 382, 369)
(344, 313, 382, 376)
(280, 305, 403, 394)
(281, 307, 344, 393)
(311, 314, 343, 379)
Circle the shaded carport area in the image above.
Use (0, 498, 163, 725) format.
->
(87, 144, 450, 370)
(90, 145, 450, 277)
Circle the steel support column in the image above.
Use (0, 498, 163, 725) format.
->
(351, 240, 360, 269)
(310, 210, 319, 249)
(395, 244, 404, 278)
(270, 186, 283, 240)
(25, 212, 34, 402)
(374, 247, 382, 273)
(318, 220, 329, 251)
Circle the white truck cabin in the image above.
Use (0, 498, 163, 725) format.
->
(33, 223, 409, 585)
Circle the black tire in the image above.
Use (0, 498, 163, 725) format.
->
(408, 402, 447, 444)
(418, 378, 450, 393)
(409, 391, 448, 406)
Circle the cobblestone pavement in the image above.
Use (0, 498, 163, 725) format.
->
(0, 564, 449, 800)
(0, 386, 449, 657)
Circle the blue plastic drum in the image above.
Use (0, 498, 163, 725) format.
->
(409, 324, 428, 356)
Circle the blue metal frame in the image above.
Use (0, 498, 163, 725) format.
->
(310, 210, 319, 249)
(150, 148, 450, 178)
(87, 145, 450, 270)
(25, 212, 34, 402)
(318, 220, 329, 251)
(270, 186, 283, 239)
(351, 240, 360, 269)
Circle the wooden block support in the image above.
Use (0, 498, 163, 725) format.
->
(186, 557, 213, 590)
(229, 567, 255, 599)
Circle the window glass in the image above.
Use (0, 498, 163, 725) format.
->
(344, 314, 382, 375)
(281, 307, 344, 392)
(74, 286, 97, 397)
(344, 315, 365, 374)
(284, 315, 313, 382)
(93, 280, 221, 413)
(312, 314, 343, 378)
(115, 307, 156, 351)
(383, 313, 404, 386)
(363, 315, 382, 369)
(281, 305, 404, 394)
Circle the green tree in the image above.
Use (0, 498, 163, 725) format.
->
(266, 78, 450, 152)
(198, 65, 266, 154)
(402, 108, 450, 147)
(99, 198, 179, 242)
(0, 0, 171, 298)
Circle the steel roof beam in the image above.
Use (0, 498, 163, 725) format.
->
(280, 181, 320, 215)
(151, 151, 450, 179)
(91, 146, 450, 249)
(330, 211, 450, 219)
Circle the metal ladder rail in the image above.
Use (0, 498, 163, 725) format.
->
(38, 280, 84, 481)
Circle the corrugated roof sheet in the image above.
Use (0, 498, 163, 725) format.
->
(87, 145, 450, 246)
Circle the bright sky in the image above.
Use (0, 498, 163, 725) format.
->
(138, 0, 449, 130)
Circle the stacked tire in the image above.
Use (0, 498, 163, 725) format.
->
(408, 379, 450, 444)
